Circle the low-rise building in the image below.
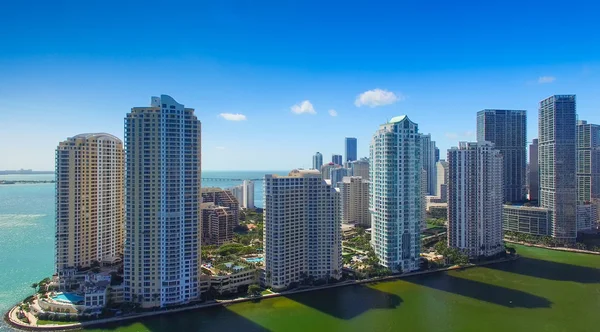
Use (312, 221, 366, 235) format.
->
(503, 205, 550, 236)
(202, 262, 258, 295)
(577, 204, 598, 231)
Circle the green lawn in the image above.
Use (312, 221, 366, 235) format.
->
(37, 319, 75, 326)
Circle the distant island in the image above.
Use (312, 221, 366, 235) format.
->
(0, 169, 54, 175)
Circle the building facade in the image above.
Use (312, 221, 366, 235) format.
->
(345, 137, 358, 162)
(447, 141, 504, 258)
(349, 158, 370, 180)
(418, 133, 437, 195)
(503, 205, 550, 236)
(330, 167, 350, 188)
(312, 152, 323, 170)
(332, 154, 343, 165)
(577, 120, 600, 229)
(201, 188, 240, 228)
(124, 95, 201, 308)
(201, 203, 235, 246)
(264, 169, 342, 291)
(369, 115, 422, 272)
(55, 133, 124, 275)
(229, 180, 255, 209)
(435, 160, 448, 202)
(477, 109, 527, 203)
(539, 95, 577, 242)
(340, 176, 371, 227)
(529, 138, 539, 202)
(320, 162, 338, 180)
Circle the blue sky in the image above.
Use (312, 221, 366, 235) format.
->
(1, 0, 599, 170)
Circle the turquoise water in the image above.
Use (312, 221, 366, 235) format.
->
(0, 171, 283, 331)
(244, 257, 264, 263)
(52, 292, 84, 304)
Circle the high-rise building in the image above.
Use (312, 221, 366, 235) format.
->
(576, 120, 600, 229)
(477, 109, 527, 203)
(345, 137, 358, 162)
(330, 167, 350, 188)
(436, 160, 449, 202)
(418, 134, 437, 195)
(332, 154, 343, 165)
(124, 95, 201, 308)
(264, 169, 342, 291)
(340, 176, 371, 227)
(529, 139, 539, 202)
(434, 147, 440, 163)
(370, 115, 422, 272)
(539, 95, 577, 242)
(201, 203, 235, 246)
(448, 141, 504, 258)
(202, 188, 240, 228)
(55, 133, 124, 276)
(320, 162, 338, 180)
(348, 158, 370, 180)
(312, 152, 323, 170)
(229, 180, 255, 209)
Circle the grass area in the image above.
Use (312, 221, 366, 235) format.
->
(261, 289, 274, 295)
(37, 319, 75, 326)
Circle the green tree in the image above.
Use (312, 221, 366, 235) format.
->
(248, 284, 261, 297)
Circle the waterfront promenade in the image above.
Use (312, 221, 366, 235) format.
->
(5, 255, 518, 331)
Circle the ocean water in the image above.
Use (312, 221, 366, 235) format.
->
(0, 171, 283, 331)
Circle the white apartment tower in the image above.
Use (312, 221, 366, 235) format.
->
(436, 160, 449, 202)
(124, 95, 202, 308)
(419, 133, 437, 195)
(55, 133, 124, 276)
(447, 141, 504, 258)
(340, 176, 371, 227)
(231, 180, 255, 209)
(264, 169, 342, 291)
(370, 115, 422, 273)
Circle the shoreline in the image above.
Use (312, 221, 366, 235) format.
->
(4, 255, 518, 331)
(503, 239, 600, 255)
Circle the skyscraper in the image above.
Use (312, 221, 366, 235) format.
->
(340, 176, 371, 227)
(576, 120, 600, 229)
(345, 137, 358, 162)
(476, 109, 527, 203)
(229, 180, 255, 209)
(330, 167, 350, 188)
(529, 139, 539, 202)
(418, 134, 437, 195)
(539, 95, 577, 242)
(55, 133, 124, 276)
(124, 95, 201, 308)
(370, 115, 422, 272)
(201, 203, 235, 246)
(312, 152, 323, 170)
(349, 158, 370, 180)
(264, 169, 342, 291)
(434, 147, 440, 163)
(201, 188, 240, 229)
(320, 162, 338, 180)
(436, 160, 449, 202)
(332, 154, 343, 165)
(448, 141, 504, 258)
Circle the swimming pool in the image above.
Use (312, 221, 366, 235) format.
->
(52, 292, 84, 304)
(244, 257, 264, 263)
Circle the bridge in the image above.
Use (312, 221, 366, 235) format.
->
(202, 178, 264, 182)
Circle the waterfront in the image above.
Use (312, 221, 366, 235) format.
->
(2, 175, 600, 332)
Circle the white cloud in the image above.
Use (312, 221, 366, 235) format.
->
(215, 146, 226, 150)
(354, 89, 404, 108)
(219, 113, 247, 121)
(328, 109, 338, 117)
(290, 100, 316, 115)
(538, 76, 556, 84)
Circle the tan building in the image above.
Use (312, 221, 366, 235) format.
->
(340, 176, 371, 227)
(201, 203, 235, 246)
(201, 188, 240, 231)
(55, 133, 124, 276)
(124, 95, 201, 308)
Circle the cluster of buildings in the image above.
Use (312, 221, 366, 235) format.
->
(50, 93, 599, 313)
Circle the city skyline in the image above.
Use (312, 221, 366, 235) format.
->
(2, 2, 600, 171)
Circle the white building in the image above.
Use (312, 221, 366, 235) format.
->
(448, 141, 504, 258)
(348, 158, 370, 180)
(340, 176, 371, 227)
(436, 160, 449, 202)
(124, 95, 201, 308)
(370, 115, 422, 273)
(230, 180, 255, 209)
(264, 169, 342, 291)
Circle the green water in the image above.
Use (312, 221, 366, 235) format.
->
(87, 245, 600, 332)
